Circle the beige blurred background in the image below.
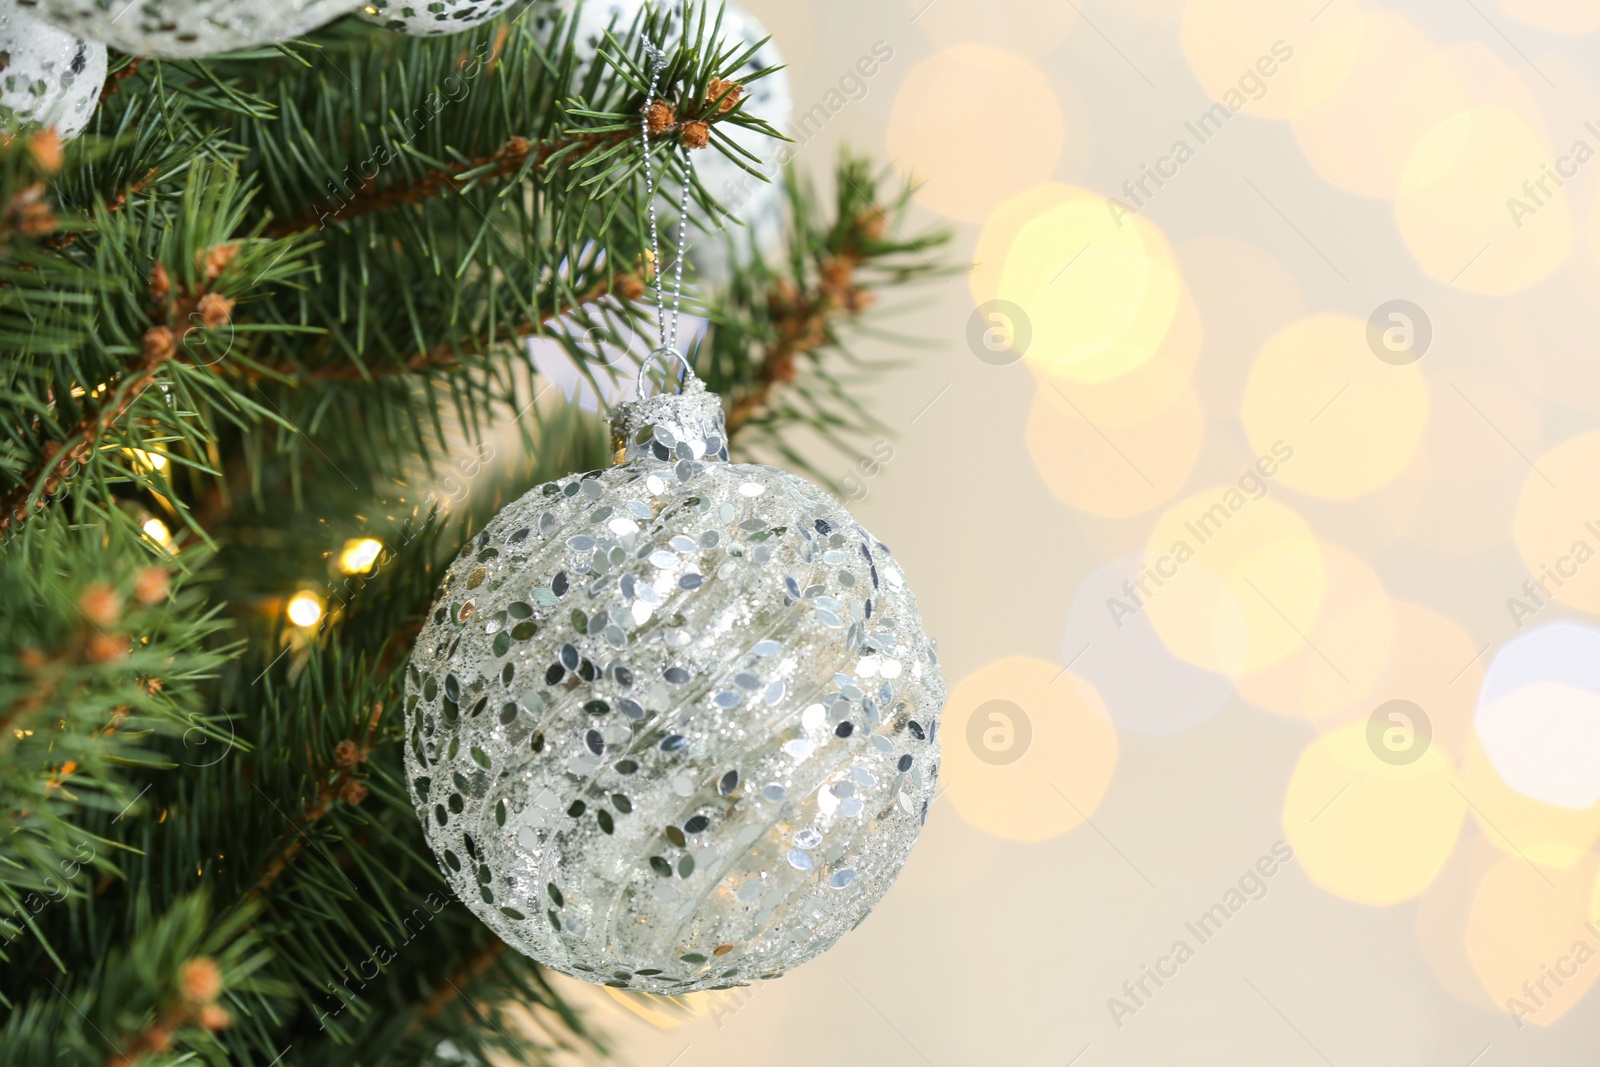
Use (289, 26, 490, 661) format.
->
(538, 0, 1600, 1063)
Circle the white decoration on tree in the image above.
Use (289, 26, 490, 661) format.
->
(531, 0, 792, 281)
(404, 376, 943, 992)
(23, 0, 364, 58)
(358, 0, 523, 36)
(0, 0, 104, 139)
(688, 4, 789, 280)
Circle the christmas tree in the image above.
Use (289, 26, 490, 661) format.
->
(0, 1, 948, 1062)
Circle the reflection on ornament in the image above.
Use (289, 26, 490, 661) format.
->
(26, 0, 362, 57)
(405, 368, 942, 992)
(360, 0, 523, 35)
(0, 0, 104, 139)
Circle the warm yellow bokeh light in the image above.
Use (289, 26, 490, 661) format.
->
(1414, 841, 1505, 1012)
(1291, 11, 1466, 199)
(1236, 544, 1395, 725)
(971, 184, 1076, 307)
(1512, 431, 1600, 614)
(1463, 739, 1600, 870)
(1176, 236, 1305, 419)
(941, 657, 1119, 844)
(1035, 289, 1203, 429)
(1396, 106, 1572, 294)
(1180, 0, 1364, 122)
(287, 590, 326, 628)
(1283, 721, 1467, 906)
(123, 447, 168, 473)
(141, 517, 175, 552)
(1095, 0, 1184, 25)
(1498, 0, 1600, 32)
(1143, 490, 1326, 676)
(887, 45, 1063, 223)
(1241, 314, 1430, 501)
(908, 0, 1077, 60)
(1465, 855, 1600, 1026)
(1425, 369, 1542, 483)
(1376, 603, 1485, 760)
(339, 537, 384, 575)
(995, 189, 1181, 383)
(1402, 370, 1537, 556)
(1027, 385, 1204, 519)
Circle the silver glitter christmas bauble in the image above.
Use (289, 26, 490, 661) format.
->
(404, 372, 943, 993)
(358, 0, 523, 36)
(0, 0, 103, 139)
(23, 0, 362, 57)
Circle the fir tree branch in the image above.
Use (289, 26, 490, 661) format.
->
(248, 272, 641, 384)
(724, 207, 886, 437)
(0, 243, 242, 534)
(404, 939, 507, 1036)
(248, 700, 384, 898)
(265, 95, 730, 238)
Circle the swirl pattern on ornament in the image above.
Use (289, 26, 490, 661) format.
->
(405, 388, 943, 993)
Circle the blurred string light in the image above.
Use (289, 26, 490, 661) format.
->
(1368, 603, 1484, 760)
(1027, 384, 1204, 518)
(1401, 368, 1539, 558)
(1060, 554, 1232, 736)
(1037, 291, 1204, 427)
(1142, 489, 1326, 676)
(1180, 0, 1364, 122)
(123, 447, 168, 473)
(1464, 854, 1600, 1026)
(1282, 721, 1466, 906)
(887, 44, 1063, 223)
(1461, 738, 1600, 870)
(1241, 314, 1430, 501)
(141, 517, 176, 553)
(1235, 544, 1395, 725)
(1513, 431, 1600, 614)
(997, 188, 1182, 383)
(1396, 105, 1570, 294)
(1290, 10, 1464, 200)
(908, 0, 1078, 60)
(286, 590, 325, 628)
(941, 656, 1118, 844)
(338, 537, 384, 575)
(1474, 621, 1600, 811)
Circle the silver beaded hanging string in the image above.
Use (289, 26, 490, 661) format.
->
(637, 35, 697, 394)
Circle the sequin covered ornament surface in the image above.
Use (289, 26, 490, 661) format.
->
(0, 0, 104, 139)
(23, 0, 363, 57)
(404, 377, 943, 992)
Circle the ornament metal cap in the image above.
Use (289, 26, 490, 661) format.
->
(608, 348, 730, 465)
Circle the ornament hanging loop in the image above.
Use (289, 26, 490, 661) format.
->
(635, 345, 698, 399)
